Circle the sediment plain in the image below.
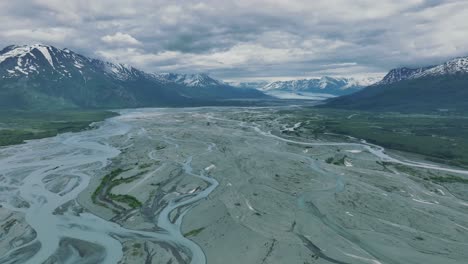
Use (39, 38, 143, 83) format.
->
(1, 107, 468, 264)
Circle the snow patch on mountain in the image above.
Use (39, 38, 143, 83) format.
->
(0, 44, 145, 81)
(260, 76, 380, 93)
(103, 62, 139, 81)
(226, 81, 269, 89)
(0, 45, 34, 64)
(378, 56, 468, 85)
(1, 44, 71, 78)
(154, 73, 224, 87)
(35, 45, 55, 68)
(415, 57, 468, 77)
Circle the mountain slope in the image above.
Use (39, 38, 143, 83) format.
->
(323, 57, 468, 112)
(376, 57, 468, 85)
(0, 44, 266, 110)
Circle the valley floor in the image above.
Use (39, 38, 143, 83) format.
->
(1, 107, 468, 264)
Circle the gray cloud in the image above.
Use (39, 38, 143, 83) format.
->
(1, 0, 467, 81)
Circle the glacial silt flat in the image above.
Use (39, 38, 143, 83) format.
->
(1, 107, 468, 264)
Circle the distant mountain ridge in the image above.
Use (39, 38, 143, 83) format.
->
(376, 57, 468, 85)
(154, 73, 224, 87)
(226, 81, 270, 90)
(0, 44, 267, 109)
(261, 76, 379, 93)
(230, 76, 381, 100)
(324, 56, 468, 112)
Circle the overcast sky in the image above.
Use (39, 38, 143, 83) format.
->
(1, 0, 467, 81)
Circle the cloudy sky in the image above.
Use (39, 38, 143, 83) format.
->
(1, 0, 467, 81)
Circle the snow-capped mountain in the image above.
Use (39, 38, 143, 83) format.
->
(0, 44, 266, 109)
(154, 73, 224, 87)
(0, 44, 147, 81)
(375, 67, 430, 85)
(377, 56, 468, 85)
(231, 76, 381, 100)
(325, 56, 468, 112)
(261, 76, 379, 92)
(226, 81, 270, 89)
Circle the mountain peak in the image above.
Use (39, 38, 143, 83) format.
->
(0, 44, 56, 55)
(153, 73, 223, 87)
(0, 44, 60, 76)
(418, 56, 468, 77)
(0, 44, 145, 81)
(378, 56, 468, 85)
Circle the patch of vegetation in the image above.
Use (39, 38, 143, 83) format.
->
(325, 155, 347, 166)
(184, 227, 205, 237)
(393, 165, 420, 176)
(91, 168, 125, 203)
(92, 168, 143, 209)
(155, 145, 166, 150)
(108, 193, 142, 208)
(132, 243, 142, 249)
(1, 219, 17, 233)
(138, 163, 153, 169)
(0, 110, 117, 146)
(429, 175, 468, 184)
(277, 108, 468, 168)
(333, 156, 347, 166)
(129, 243, 143, 257)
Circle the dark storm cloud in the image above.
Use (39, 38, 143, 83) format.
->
(1, 0, 467, 81)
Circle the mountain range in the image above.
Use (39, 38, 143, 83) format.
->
(2, 44, 466, 113)
(230, 76, 381, 100)
(324, 56, 468, 112)
(0, 44, 267, 110)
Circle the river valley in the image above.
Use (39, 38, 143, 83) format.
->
(1, 107, 468, 264)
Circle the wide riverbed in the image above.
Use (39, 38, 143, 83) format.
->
(1, 107, 468, 264)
